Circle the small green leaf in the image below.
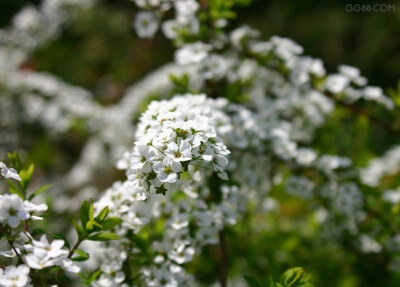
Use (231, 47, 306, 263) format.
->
(72, 219, 85, 239)
(89, 200, 94, 221)
(29, 184, 52, 200)
(7, 151, 22, 171)
(31, 229, 45, 236)
(101, 217, 122, 230)
(80, 201, 90, 230)
(95, 206, 109, 223)
(280, 267, 314, 287)
(6, 179, 24, 199)
(86, 220, 102, 232)
(20, 164, 34, 191)
(87, 232, 120, 241)
(72, 249, 90, 261)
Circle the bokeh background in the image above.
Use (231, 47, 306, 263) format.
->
(1, 0, 400, 286)
(1, 0, 399, 91)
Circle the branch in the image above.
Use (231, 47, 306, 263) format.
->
(218, 229, 228, 287)
(323, 92, 398, 134)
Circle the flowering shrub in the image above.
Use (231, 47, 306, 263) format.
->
(1, 0, 400, 286)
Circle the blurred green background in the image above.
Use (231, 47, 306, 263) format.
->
(1, 0, 399, 94)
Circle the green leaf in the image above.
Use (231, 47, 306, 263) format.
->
(31, 228, 45, 236)
(6, 179, 24, 199)
(86, 220, 103, 232)
(95, 206, 109, 223)
(280, 267, 314, 287)
(80, 201, 90, 230)
(73, 219, 85, 239)
(52, 233, 70, 249)
(79, 270, 103, 285)
(7, 151, 22, 171)
(20, 164, 34, 191)
(101, 217, 122, 230)
(244, 275, 263, 287)
(72, 249, 90, 261)
(89, 199, 94, 221)
(28, 184, 52, 200)
(87, 232, 120, 241)
(169, 73, 190, 93)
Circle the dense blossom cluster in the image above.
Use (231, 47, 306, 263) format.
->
(133, 0, 201, 42)
(128, 94, 230, 194)
(92, 95, 246, 286)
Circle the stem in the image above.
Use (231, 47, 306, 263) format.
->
(323, 92, 397, 134)
(0, 223, 7, 234)
(56, 237, 84, 280)
(7, 239, 40, 287)
(218, 229, 228, 287)
(68, 239, 83, 259)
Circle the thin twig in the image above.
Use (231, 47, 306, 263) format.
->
(218, 229, 228, 287)
(323, 92, 398, 134)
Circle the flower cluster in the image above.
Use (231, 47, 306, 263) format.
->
(133, 0, 200, 42)
(24, 235, 79, 273)
(128, 94, 230, 194)
(0, 194, 47, 228)
(0, 265, 30, 287)
(360, 145, 400, 187)
(0, 159, 81, 287)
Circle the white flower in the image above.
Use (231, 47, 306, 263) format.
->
(164, 140, 192, 162)
(130, 145, 156, 172)
(0, 162, 21, 181)
(174, 0, 199, 19)
(0, 194, 29, 228)
(153, 268, 178, 287)
(25, 251, 55, 270)
(57, 258, 80, 273)
(162, 19, 180, 39)
(169, 213, 189, 230)
(0, 249, 19, 258)
(24, 235, 80, 274)
(12, 6, 41, 31)
(360, 234, 382, 253)
(175, 42, 210, 65)
(153, 157, 182, 183)
(363, 86, 383, 100)
(0, 265, 30, 287)
(23, 201, 48, 220)
(168, 243, 195, 264)
(25, 235, 68, 259)
(201, 54, 230, 80)
(134, 11, 159, 38)
(339, 65, 360, 79)
(192, 143, 214, 161)
(325, 74, 349, 94)
(211, 154, 228, 172)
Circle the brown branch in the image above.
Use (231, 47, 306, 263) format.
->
(323, 92, 398, 134)
(67, 239, 83, 259)
(218, 229, 228, 287)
